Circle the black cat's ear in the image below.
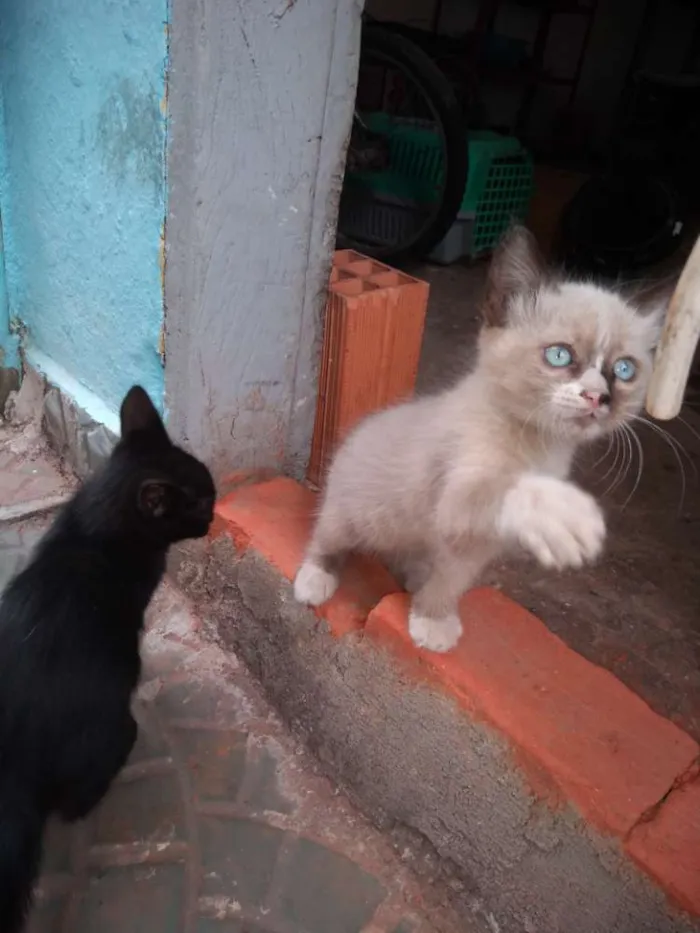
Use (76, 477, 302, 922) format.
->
(138, 480, 174, 519)
(120, 386, 169, 443)
(483, 225, 544, 327)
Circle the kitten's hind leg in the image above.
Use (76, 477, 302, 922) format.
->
(55, 713, 137, 822)
(409, 547, 491, 653)
(294, 514, 349, 607)
(394, 552, 432, 593)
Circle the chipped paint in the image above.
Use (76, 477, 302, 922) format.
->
(159, 222, 166, 365)
(160, 23, 170, 118)
(271, 0, 298, 24)
(159, 223, 166, 295)
(198, 897, 243, 920)
(0, 99, 19, 371)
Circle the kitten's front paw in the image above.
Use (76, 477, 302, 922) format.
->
(294, 560, 339, 606)
(408, 609, 462, 653)
(498, 474, 605, 570)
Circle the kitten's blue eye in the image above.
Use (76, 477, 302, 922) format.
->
(544, 345, 573, 368)
(613, 357, 636, 382)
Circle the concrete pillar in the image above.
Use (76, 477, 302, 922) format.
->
(165, 0, 362, 480)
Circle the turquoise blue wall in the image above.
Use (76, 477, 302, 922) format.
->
(0, 0, 167, 412)
(0, 85, 19, 370)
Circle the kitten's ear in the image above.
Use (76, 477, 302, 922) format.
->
(120, 386, 169, 442)
(483, 225, 544, 327)
(138, 480, 174, 519)
(629, 279, 672, 350)
(640, 302, 666, 350)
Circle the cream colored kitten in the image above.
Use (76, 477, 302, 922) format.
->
(295, 226, 663, 653)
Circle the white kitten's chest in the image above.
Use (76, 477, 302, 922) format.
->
(532, 446, 573, 479)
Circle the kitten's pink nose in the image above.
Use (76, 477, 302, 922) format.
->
(580, 390, 610, 409)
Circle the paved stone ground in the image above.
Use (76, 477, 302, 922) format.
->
(0, 423, 466, 933)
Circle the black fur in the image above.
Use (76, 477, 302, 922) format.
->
(0, 386, 215, 931)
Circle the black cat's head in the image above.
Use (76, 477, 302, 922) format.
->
(106, 386, 216, 545)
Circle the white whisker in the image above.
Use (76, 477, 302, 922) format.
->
(592, 436, 614, 471)
(676, 414, 700, 448)
(599, 430, 623, 486)
(606, 426, 632, 497)
(516, 400, 552, 455)
(631, 415, 689, 512)
(620, 424, 644, 510)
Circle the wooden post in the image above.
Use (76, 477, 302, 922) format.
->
(646, 236, 700, 421)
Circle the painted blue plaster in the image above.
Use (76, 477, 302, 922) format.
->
(0, 219, 19, 371)
(0, 86, 19, 369)
(0, 0, 167, 412)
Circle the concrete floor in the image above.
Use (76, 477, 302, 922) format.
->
(411, 256, 700, 742)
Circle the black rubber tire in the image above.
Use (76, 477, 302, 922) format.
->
(337, 24, 468, 264)
(557, 174, 683, 279)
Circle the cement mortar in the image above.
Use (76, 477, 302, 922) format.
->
(171, 537, 698, 933)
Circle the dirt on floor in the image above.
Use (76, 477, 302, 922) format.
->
(410, 257, 700, 744)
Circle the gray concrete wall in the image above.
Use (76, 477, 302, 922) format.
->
(164, 0, 362, 480)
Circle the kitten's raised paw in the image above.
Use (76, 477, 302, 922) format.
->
(408, 610, 462, 653)
(499, 473, 605, 570)
(294, 561, 339, 606)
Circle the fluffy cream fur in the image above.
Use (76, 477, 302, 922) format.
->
(295, 227, 663, 652)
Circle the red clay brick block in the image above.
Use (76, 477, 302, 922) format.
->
(308, 250, 429, 487)
(366, 588, 699, 838)
(625, 775, 700, 916)
(214, 478, 399, 636)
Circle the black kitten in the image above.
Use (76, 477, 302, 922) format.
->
(0, 386, 215, 931)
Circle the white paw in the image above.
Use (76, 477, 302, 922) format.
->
(498, 474, 605, 570)
(408, 610, 462, 653)
(294, 561, 339, 606)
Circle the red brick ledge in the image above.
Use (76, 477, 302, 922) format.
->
(214, 475, 700, 918)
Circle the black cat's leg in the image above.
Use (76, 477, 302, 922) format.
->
(55, 713, 137, 822)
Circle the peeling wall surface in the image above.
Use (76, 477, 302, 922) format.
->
(0, 211, 12, 369)
(0, 0, 167, 413)
(0, 86, 18, 371)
